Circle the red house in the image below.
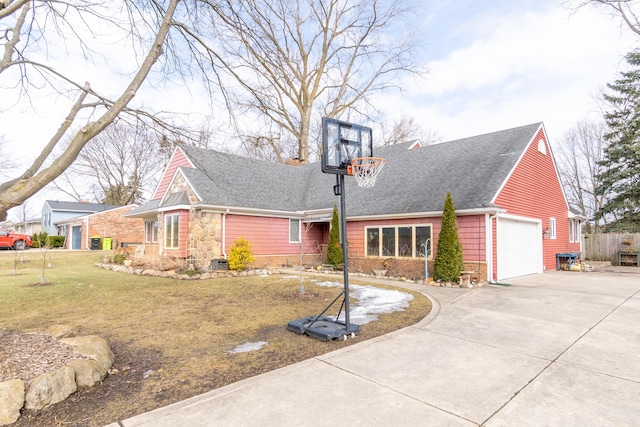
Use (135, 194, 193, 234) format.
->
(127, 123, 582, 281)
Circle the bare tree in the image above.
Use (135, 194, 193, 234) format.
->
(54, 121, 164, 205)
(0, 137, 17, 181)
(555, 119, 610, 232)
(187, 0, 423, 163)
(0, 0, 184, 220)
(567, 0, 640, 35)
(379, 115, 443, 147)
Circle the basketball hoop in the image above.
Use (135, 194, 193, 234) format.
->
(349, 157, 386, 187)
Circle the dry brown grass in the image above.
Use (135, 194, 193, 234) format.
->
(0, 250, 431, 426)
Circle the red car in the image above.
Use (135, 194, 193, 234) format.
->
(0, 227, 32, 250)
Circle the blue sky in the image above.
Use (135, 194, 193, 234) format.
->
(378, 0, 636, 142)
(1, 0, 637, 220)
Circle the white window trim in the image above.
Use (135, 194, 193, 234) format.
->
(289, 218, 301, 243)
(165, 214, 180, 249)
(365, 224, 432, 258)
(549, 217, 557, 240)
(145, 220, 158, 244)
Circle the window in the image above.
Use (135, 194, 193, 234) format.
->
(289, 219, 300, 243)
(366, 224, 432, 258)
(538, 139, 547, 155)
(165, 214, 180, 249)
(145, 220, 158, 243)
(549, 217, 556, 240)
(569, 219, 581, 243)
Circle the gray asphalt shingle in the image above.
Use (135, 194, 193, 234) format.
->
(152, 123, 542, 216)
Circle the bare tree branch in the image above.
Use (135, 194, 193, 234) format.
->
(191, 0, 424, 163)
(0, 0, 180, 220)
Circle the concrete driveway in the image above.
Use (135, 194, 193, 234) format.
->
(111, 269, 640, 426)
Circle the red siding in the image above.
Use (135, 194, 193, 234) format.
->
(225, 215, 323, 256)
(494, 128, 580, 273)
(164, 210, 189, 258)
(152, 149, 193, 200)
(347, 215, 485, 261)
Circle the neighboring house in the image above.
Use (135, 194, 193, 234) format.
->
(41, 201, 120, 236)
(127, 123, 582, 281)
(55, 205, 145, 250)
(13, 219, 42, 236)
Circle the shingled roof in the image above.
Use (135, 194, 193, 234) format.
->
(142, 123, 542, 217)
(44, 201, 121, 213)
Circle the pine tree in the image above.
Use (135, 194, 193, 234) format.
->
(433, 192, 464, 282)
(595, 49, 640, 232)
(326, 205, 343, 267)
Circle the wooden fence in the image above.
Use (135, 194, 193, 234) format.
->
(583, 233, 640, 263)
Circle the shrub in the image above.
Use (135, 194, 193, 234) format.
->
(326, 205, 343, 267)
(113, 248, 128, 265)
(48, 236, 65, 248)
(228, 236, 255, 270)
(433, 192, 464, 282)
(34, 232, 49, 248)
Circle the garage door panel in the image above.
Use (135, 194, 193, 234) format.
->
(497, 218, 542, 280)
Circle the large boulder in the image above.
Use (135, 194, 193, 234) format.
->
(46, 324, 79, 339)
(60, 335, 115, 373)
(25, 366, 77, 410)
(68, 359, 106, 388)
(0, 379, 24, 426)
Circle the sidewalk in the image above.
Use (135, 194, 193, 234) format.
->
(108, 269, 640, 426)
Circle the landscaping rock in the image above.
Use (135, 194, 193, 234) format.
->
(60, 335, 115, 373)
(0, 379, 24, 426)
(46, 324, 79, 339)
(68, 359, 106, 388)
(25, 366, 76, 410)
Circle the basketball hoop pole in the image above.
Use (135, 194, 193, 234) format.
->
(336, 174, 352, 335)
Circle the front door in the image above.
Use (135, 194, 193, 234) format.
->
(72, 226, 82, 250)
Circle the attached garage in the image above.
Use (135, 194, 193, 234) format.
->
(496, 216, 543, 280)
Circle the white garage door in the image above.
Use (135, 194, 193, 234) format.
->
(497, 217, 542, 280)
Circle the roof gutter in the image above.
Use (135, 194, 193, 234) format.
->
(348, 207, 505, 221)
(193, 204, 306, 219)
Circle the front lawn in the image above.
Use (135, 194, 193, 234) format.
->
(0, 250, 431, 426)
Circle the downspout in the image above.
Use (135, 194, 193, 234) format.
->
(85, 218, 90, 250)
(222, 209, 229, 258)
(487, 212, 498, 283)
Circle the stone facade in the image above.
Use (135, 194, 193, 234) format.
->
(188, 210, 223, 269)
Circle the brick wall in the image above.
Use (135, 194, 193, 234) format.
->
(85, 206, 144, 250)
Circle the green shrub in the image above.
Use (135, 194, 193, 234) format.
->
(228, 236, 255, 270)
(34, 232, 49, 248)
(48, 236, 65, 248)
(326, 205, 343, 267)
(433, 192, 464, 282)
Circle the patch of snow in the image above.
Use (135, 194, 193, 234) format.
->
(314, 281, 413, 325)
(229, 341, 268, 354)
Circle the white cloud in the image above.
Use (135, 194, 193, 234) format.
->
(376, 2, 635, 143)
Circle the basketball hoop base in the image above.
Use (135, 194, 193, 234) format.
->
(349, 157, 386, 187)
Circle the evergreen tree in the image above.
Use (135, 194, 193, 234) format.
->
(433, 192, 464, 282)
(327, 205, 343, 267)
(595, 49, 640, 232)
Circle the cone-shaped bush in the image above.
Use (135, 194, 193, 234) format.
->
(228, 236, 255, 270)
(327, 205, 343, 267)
(433, 192, 464, 281)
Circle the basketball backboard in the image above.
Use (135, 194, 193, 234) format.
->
(321, 117, 373, 175)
